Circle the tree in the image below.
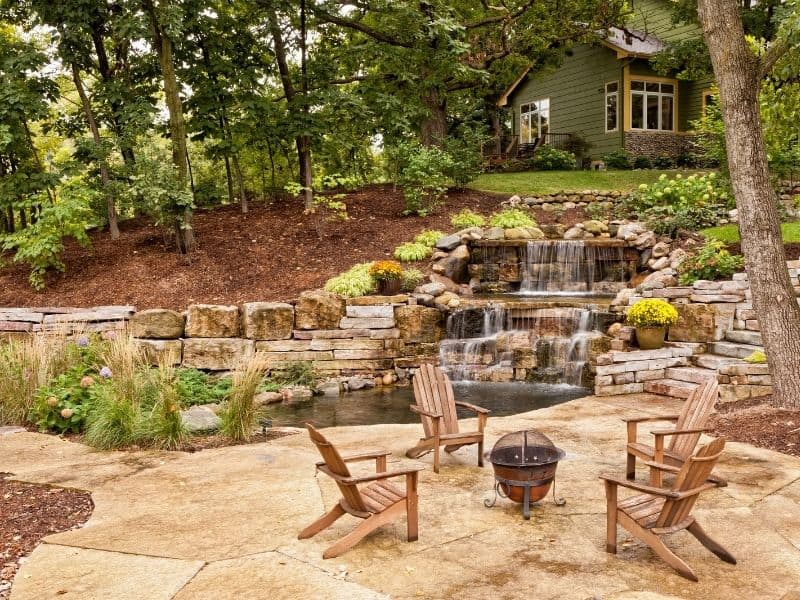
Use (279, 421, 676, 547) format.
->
(697, 0, 800, 408)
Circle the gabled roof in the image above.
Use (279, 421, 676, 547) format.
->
(497, 27, 666, 106)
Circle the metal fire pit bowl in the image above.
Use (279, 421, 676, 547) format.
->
(484, 429, 566, 520)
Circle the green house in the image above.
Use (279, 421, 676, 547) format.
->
(499, 0, 714, 163)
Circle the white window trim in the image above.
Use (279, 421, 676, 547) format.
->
(630, 80, 675, 132)
(520, 98, 550, 144)
(605, 81, 619, 133)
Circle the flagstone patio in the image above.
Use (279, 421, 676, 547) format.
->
(2, 393, 799, 600)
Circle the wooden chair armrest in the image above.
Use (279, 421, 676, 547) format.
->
(643, 460, 682, 473)
(598, 473, 680, 498)
(622, 414, 680, 424)
(674, 481, 720, 499)
(341, 449, 393, 463)
(454, 401, 491, 415)
(650, 427, 713, 436)
(410, 405, 442, 419)
(338, 466, 425, 485)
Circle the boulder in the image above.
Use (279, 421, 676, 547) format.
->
(669, 303, 733, 343)
(181, 405, 221, 433)
(582, 220, 608, 234)
(129, 309, 184, 339)
(611, 288, 636, 307)
(563, 226, 583, 240)
(294, 290, 345, 330)
(254, 391, 283, 405)
(418, 282, 446, 297)
(634, 231, 657, 250)
(650, 256, 670, 270)
(669, 248, 689, 270)
(346, 377, 375, 391)
(450, 244, 470, 260)
(651, 241, 670, 258)
(435, 234, 462, 251)
(394, 305, 444, 344)
(242, 302, 294, 340)
(504, 227, 545, 240)
(483, 227, 505, 240)
(617, 222, 646, 241)
(185, 304, 240, 338)
(182, 338, 254, 370)
(436, 255, 469, 283)
(135, 339, 182, 366)
(315, 381, 343, 396)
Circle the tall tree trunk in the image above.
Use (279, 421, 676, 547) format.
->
(143, 0, 195, 253)
(698, 0, 800, 408)
(232, 153, 247, 213)
(268, 8, 313, 209)
(420, 88, 447, 147)
(72, 63, 120, 240)
(224, 154, 235, 203)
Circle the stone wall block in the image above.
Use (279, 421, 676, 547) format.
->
(668, 304, 731, 343)
(183, 338, 253, 370)
(345, 305, 394, 319)
(394, 306, 444, 344)
(339, 317, 396, 329)
(295, 290, 346, 330)
(186, 304, 240, 338)
(241, 302, 294, 340)
(129, 309, 185, 339)
(135, 339, 182, 366)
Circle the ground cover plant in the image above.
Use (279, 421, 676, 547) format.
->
(678, 239, 745, 285)
(488, 208, 537, 229)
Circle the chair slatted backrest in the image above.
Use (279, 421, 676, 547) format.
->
(669, 378, 719, 458)
(305, 424, 368, 514)
(656, 437, 726, 529)
(412, 364, 459, 437)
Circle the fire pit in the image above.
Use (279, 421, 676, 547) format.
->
(484, 429, 566, 519)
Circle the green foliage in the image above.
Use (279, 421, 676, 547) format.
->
(220, 355, 266, 442)
(533, 147, 576, 171)
(442, 133, 485, 188)
(393, 142, 454, 216)
(626, 299, 680, 328)
(175, 368, 231, 406)
(271, 361, 318, 388)
(324, 262, 376, 297)
(744, 350, 767, 364)
(450, 208, 486, 229)
(394, 242, 432, 262)
(400, 267, 424, 291)
(603, 150, 633, 170)
(652, 156, 675, 169)
(142, 363, 188, 450)
(633, 155, 653, 170)
(489, 208, 536, 229)
(702, 222, 800, 244)
(83, 383, 143, 450)
(1, 178, 94, 289)
(678, 239, 745, 285)
(413, 230, 445, 247)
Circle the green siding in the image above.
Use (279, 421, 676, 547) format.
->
(680, 76, 715, 130)
(628, 0, 702, 42)
(511, 44, 623, 159)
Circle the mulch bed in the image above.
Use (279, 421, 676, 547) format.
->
(0, 474, 94, 599)
(710, 396, 800, 457)
(0, 186, 588, 310)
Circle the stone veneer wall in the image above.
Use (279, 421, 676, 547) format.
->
(623, 131, 696, 159)
(0, 291, 446, 376)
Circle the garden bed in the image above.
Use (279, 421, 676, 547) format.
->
(0, 473, 93, 600)
(711, 396, 800, 457)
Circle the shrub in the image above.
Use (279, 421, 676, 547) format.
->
(603, 149, 633, 169)
(442, 134, 485, 188)
(394, 242, 432, 262)
(30, 371, 94, 434)
(324, 262, 376, 297)
(413, 230, 445, 247)
(633, 155, 653, 169)
(141, 361, 188, 450)
(744, 350, 767, 364)
(400, 268, 425, 291)
(450, 209, 486, 229)
(652, 155, 675, 169)
(220, 354, 267, 442)
(533, 147, 576, 171)
(678, 239, 744, 285)
(175, 368, 230, 407)
(393, 142, 454, 216)
(368, 260, 403, 281)
(626, 299, 680, 328)
(489, 208, 537, 229)
(272, 360, 318, 388)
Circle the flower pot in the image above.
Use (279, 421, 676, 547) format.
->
(378, 279, 402, 295)
(635, 326, 667, 350)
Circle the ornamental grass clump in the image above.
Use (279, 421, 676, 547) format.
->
(394, 241, 432, 262)
(626, 299, 680, 328)
(220, 354, 267, 442)
(142, 360, 188, 450)
(324, 262, 376, 297)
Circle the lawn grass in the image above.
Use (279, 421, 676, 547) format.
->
(470, 169, 706, 195)
(701, 222, 800, 244)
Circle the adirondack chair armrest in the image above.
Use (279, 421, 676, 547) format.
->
(649, 426, 713, 437)
(340, 449, 393, 463)
(409, 404, 442, 419)
(622, 414, 680, 424)
(642, 460, 682, 474)
(674, 481, 720, 499)
(599, 473, 681, 498)
(453, 401, 491, 415)
(339, 466, 425, 485)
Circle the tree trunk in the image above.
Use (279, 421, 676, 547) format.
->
(232, 153, 247, 213)
(143, 0, 195, 253)
(698, 0, 800, 408)
(72, 63, 120, 239)
(420, 88, 447, 147)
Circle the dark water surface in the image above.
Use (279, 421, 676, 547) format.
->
(268, 382, 589, 428)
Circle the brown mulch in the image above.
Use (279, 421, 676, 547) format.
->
(0, 473, 93, 599)
(727, 242, 800, 261)
(710, 396, 800, 457)
(0, 186, 587, 310)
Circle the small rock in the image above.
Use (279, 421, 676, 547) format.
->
(315, 381, 342, 396)
(651, 241, 670, 258)
(254, 391, 283, 405)
(582, 220, 608, 234)
(181, 406, 221, 433)
(435, 234, 461, 251)
(418, 282, 446, 297)
(347, 377, 375, 391)
(564, 226, 583, 240)
(382, 372, 394, 386)
(651, 256, 670, 270)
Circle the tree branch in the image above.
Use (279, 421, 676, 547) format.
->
(465, 0, 536, 29)
(760, 37, 790, 77)
(313, 9, 414, 48)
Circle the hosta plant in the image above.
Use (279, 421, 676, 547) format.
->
(324, 263, 376, 297)
(394, 242, 431, 262)
(450, 209, 486, 229)
(488, 208, 536, 229)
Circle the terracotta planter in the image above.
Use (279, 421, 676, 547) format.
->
(377, 279, 402, 295)
(635, 326, 667, 350)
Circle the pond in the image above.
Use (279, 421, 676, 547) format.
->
(267, 382, 589, 428)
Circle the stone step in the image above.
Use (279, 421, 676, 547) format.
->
(692, 353, 744, 370)
(724, 330, 763, 346)
(707, 341, 764, 359)
(644, 378, 698, 399)
(664, 367, 718, 384)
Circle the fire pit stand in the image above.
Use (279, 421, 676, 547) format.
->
(484, 429, 566, 520)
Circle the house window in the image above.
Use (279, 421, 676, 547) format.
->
(605, 82, 618, 132)
(702, 90, 717, 114)
(630, 80, 674, 131)
(520, 98, 550, 144)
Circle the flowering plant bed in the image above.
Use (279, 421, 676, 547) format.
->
(625, 299, 679, 328)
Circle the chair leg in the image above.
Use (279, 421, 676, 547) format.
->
(433, 444, 440, 474)
(322, 503, 405, 559)
(688, 520, 736, 564)
(406, 473, 418, 542)
(626, 452, 636, 480)
(477, 438, 484, 468)
(604, 481, 617, 554)
(406, 440, 432, 459)
(636, 525, 698, 581)
(298, 503, 346, 540)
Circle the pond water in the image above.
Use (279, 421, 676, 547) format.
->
(267, 382, 589, 428)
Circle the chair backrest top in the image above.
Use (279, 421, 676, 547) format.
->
(670, 378, 719, 457)
(412, 364, 459, 437)
(656, 437, 726, 528)
(305, 424, 367, 513)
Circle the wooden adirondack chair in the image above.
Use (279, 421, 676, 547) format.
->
(601, 437, 735, 582)
(625, 377, 719, 486)
(405, 364, 490, 474)
(298, 424, 424, 559)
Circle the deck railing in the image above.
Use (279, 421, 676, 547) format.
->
(483, 132, 574, 159)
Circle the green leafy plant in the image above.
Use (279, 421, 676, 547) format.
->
(392, 142, 454, 216)
(324, 262, 376, 297)
(626, 299, 680, 328)
(394, 242, 432, 262)
(488, 208, 536, 229)
(175, 368, 231, 406)
(603, 149, 633, 170)
(220, 354, 267, 442)
(744, 350, 767, 364)
(450, 209, 486, 229)
(272, 360, 318, 388)
(678, 239, 745, 285)
(413, 230, 445, 247)
(141, 361, 188, 450)
(533, 147, 576, 171)
(400, 268, 425, 291)
(633, 155, 653, 169)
